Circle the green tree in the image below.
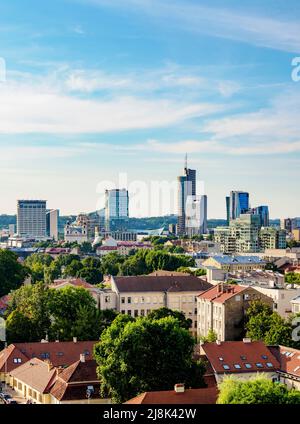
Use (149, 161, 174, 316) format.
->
(285, 272, 300, 286)
(0, 249, 28, 297)
(200, 329, 218, 343)
(217, 375, 300, 404)
(100, 252, 125, 275)
(63, 259, 83, 278)
(94, 315, 205, 403)
(6, 310, 38, 343)
(147, 307, 192, 330)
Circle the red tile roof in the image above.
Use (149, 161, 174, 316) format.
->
(202, 341, 280, 374)
(0, 341, 96, 373)
(198, 284, 247, 304)
(50, 359, 100, 401)
(269, 345, 300, 378)
(125, 387, 218, 404)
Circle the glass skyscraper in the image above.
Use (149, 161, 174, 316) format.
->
(105, 189, 129, 231)
(228, 191, 249, 221)
(177, 157, 196, 235)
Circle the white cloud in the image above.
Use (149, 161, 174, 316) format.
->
(82, 0, 300, 53)
(0, 80, 224, 134)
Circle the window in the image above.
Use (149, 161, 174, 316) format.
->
(245, 363, 252, 369)
(121, 297, 125, 304)
(194, 321, 197, 328)
(244, 294, 250, 300)
(13, 358, 22, 364)
(56, 352, 64, 357)
(266, 362, 274, 368)
(235, 295, 241, 301)
(134, 310, 139, 317)
(256, 363, 263, 368)
(141, 297, 145, 304)
(141, 309, 145, 316)
(105, 296, 110, 303)
(84, 350, 90, 356)
(127, 297, 132, 304)
(219, 357, 224, 361)
(127, 310, 132, 316)
(261, 355, 268, 360)
(194, 308, 197, 314)
(40, 352, 50, 359)
(234, 364, 241, 369)
(223, 365, 230, 370)
(121, 310, 125, 314)
(240, 355, 246, 361)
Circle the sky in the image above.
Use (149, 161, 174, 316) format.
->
(0, 0, 299, 218)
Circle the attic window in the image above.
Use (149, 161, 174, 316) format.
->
(261, 355, 268, 360)
(56, 352, 64, 356)
(234, 364, 241, 369)
(245, 363, 252, 369)
(223, 365, 230, 370)
(266, 363, 273, 368)
(13, 358, 22, 364)
(256, 363, 263, 368)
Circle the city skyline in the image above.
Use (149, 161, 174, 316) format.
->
(0, 0, 299, 217)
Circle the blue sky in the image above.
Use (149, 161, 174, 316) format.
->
(0, 0, 299, 218)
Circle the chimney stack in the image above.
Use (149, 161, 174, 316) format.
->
(80, 354, 86, 363)
(73, 337, 77, 343)
(216, 340, 221, 346)
(174, 384, 185, 393)
(243, 338, 251, 344)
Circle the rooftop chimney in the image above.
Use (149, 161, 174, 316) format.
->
(243, 338, 251, 344)
(73, 337, 77, 343)
(174, 383, 185, 393)
(80, 354, 86, 363)
(216, 340, 221, 346)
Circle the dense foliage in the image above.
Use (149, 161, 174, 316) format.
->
(94, 313, 205, 403)
(0, 249, 28, 297)
(5, 283, 117, 343)
(217, 375, 300, 404)
(245, 300, 300, 349)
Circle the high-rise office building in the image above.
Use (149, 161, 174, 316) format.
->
(251, 206, 269, 228)
(46, 209, 59, 241)
(105, 189, 129, 231)
(227, 191, 249, 221)
(185, 195, 207, 236)
(17, 200, 47, 239)
(226, 196, 230, 225)
(177, 156, 196, 235)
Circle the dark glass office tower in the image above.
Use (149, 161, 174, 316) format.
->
(177, 156, 196, 235)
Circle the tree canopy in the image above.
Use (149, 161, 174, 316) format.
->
(217, 375, 300, 404)
(94, 314, 205, 403)
(0, 249, 28, 297)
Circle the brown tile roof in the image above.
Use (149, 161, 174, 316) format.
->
(10, 357, 57, 394)
(148, 270, 190, 276)
(269, 345, 300, 378)
(125, 387, 218, 404)
(113, 275, 212, 293)
(198, 284, 247, 304)
(50, 360, 100, 402)
(51, 278, 95, 289)
(202, 341, 280, 374)
(0, 340, 96, 372)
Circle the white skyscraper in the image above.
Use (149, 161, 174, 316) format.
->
(17, 200, 47, 239)
(46, 209, 59, 241)
(185, 195, 207, 237)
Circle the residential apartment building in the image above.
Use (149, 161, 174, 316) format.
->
(197, 283, 274, 341)
(269, 345, 300, 390)
(106, 275, 212, 336)
(17, 200, 47, 240)
(259, 227, 287, 250)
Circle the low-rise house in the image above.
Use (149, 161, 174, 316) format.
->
(0, 340, 96, 383)
(202, 256, 266, 272)
(197, 283, 274, 341)
(268, 345, 300, 390)
(249, 286, 300, 318)
(108, 275, 212, 336)
(125, 384, 218, 404)
(9, 356, 109, 404)
(202, 340, 279, 383)
(96, 245, 118, 257)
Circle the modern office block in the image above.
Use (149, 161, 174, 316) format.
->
(17, 200, 47, 239)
